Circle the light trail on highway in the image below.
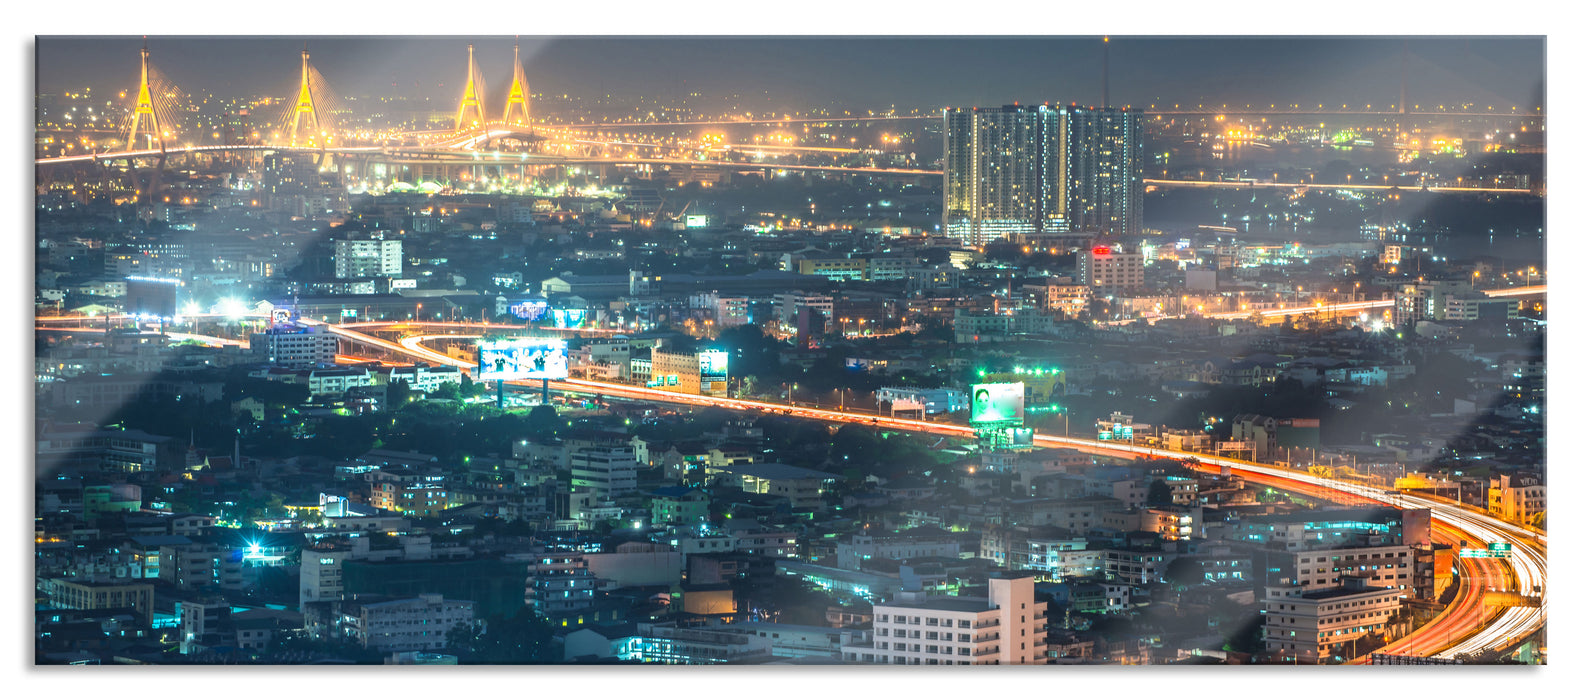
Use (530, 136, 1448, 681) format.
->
(181, 318, 1546, 663)
(34, 325, 246, 347)
(1144, 178, 1534, 195)
(1198, 286, 1543, 321)
(34, 143, 1541, 198)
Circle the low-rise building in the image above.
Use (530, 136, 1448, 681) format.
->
(563, 621, 773, 664)
(876, 387, 968, 415)
(705, 463, 838, 509)
(1277, 544, 1415, 593)
(1487, 473, 1544, 526)
(840, 572, 1047, 665)
(307, 367, 374, 397)
(383, 363, 462, 393)
(43, 577, 156, 627)
(837, 529, 963, 571)
(1263, 576, 1406, 664)
(339, 594, 475, 653)
(650, 348, 729, 397)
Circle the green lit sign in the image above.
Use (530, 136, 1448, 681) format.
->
(1460, 544, 1512, 559)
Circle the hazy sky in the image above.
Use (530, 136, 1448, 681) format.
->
(35, 35, 1544, 113)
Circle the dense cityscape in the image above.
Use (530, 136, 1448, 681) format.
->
(31, 35, 1546, 667)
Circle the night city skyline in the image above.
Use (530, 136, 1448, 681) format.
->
(22, 14, 1559, 684)
(35, 35, 1544, 114)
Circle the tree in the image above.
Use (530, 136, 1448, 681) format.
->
(447, 606, 557, 664)
(387, 378, 413, 408)
(525, 403, 560, 438)
(303, 414, 379, 458)
(830, 424, 883, 472)
(428, 382, 461, 401)
(1147, 479, 1173, 508)
(460, 373, 486, 398)
(1164, 556, 1199, 587)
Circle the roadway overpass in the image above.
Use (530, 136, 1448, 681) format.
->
(34, 143, 1540, 196)
(317, 319, 1543, 664)
(32, 312, 1545, 662)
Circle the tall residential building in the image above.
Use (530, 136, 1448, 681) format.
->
(1079, 245, 1146, 292)
(250, 323, 339, 368)
(944, 105, 1143, 246)
(1062, 105, 1145, 237)
(569, 446, 640, 499)
(840, 572, 1047, 665)
(333, 232, 403, 279)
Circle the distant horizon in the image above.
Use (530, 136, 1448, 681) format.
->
(35, 36, 1544, 115)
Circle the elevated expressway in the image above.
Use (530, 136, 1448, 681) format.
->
(34, 311, 1542, 662)
(333, 320, 1545, 664)
(34, 141, 1539, 196)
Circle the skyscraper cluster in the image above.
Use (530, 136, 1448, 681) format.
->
(944, 104, 1144, 246)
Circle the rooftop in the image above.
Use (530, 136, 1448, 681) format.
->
(877, 596, 994, 614)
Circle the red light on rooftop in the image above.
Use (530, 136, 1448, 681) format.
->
(1093, 247, 1111, 255)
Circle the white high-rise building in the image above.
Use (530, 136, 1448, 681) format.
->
(1079, 245, 1146, 292)
(841, 572, 1047, 665)
(250, 323, 339, 368)
(334, 232, 403, 279)
(569, 446, 639, 499)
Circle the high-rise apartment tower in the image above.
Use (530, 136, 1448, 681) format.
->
(944, 104, 1143, 246)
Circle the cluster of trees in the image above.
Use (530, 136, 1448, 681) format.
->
(444, 606, 558, 664)
(715, 324, 951, 402)
(756, 414, 949, 479)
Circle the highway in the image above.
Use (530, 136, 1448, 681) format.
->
(360, 324, 1543, 662)
(33, 140, 1540, 196)
(1197, 286, 1544, 322)
(33, 313, 1545, 662)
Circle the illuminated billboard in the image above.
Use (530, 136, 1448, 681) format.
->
(686, 214, 708, 228)
(699, 349, 729, 395)
(125, 277, 181, 319)
(551, 308, 587, 328)
(699, 350, 728, 380)
(507, 298, 550, 321)
(475, 338, 568, 381)
(969, 382, 1024, 425)
(1008, 428, 1034, 448)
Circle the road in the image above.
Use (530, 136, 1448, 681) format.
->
(361, 326, 1542, 661)
(37, 142, 1539, 196)
(32, 314, 1545, 662)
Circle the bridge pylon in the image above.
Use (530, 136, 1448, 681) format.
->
(125, 40, 165, 152)
(501, 42, 531, 127)
(288, 47, 333, 148)
(455, 44, 487, 131)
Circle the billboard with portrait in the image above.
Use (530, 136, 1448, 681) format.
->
(476, 338, 569, 381)
(699, 350, 728, 380)
(970, 382, 1024, 425)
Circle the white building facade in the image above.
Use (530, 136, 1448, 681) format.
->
(841, 573, 1047, 665)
